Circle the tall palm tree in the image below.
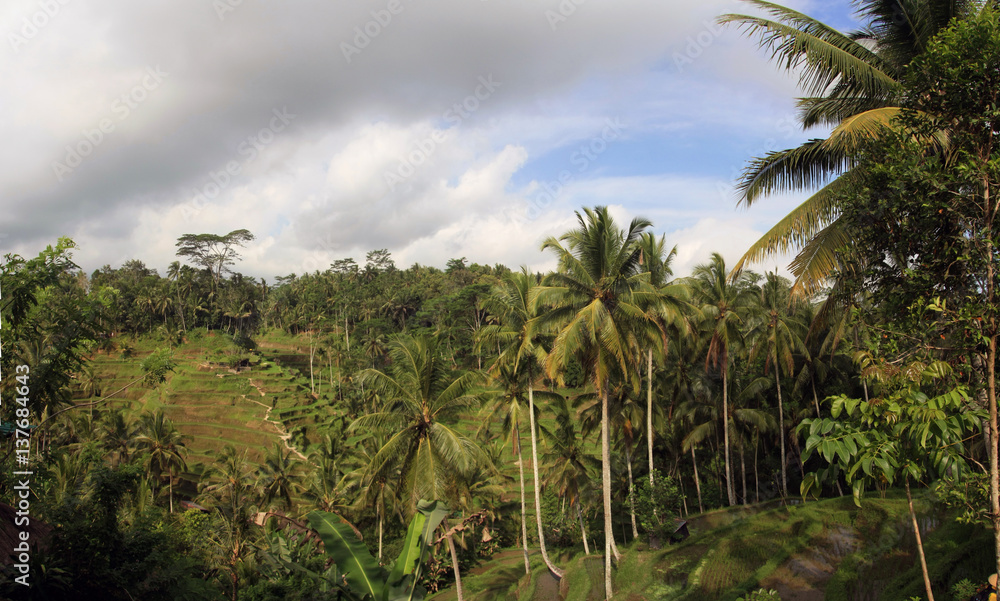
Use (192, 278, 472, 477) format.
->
(537, 206, 657, 600)
(691, 253, 756, 506)
(259, 441, 303, 512)
(747, 272, 807, 496)
(477, 267, 563, 578)
(636, 232, 691, 487)
(541, 395, 600, 554)
(199, 445, 259, 601)
(99, 409, 137, 467)
(350, 334, 488, 516)
(721, 0, 985, 293)
(135, 410, 188, 513)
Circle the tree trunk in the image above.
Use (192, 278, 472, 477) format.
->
(691, 446, 704, 514)
(906, 478, 935, 601)
(378, 513, 383, 562)
(515, 418, 531, 575)
(447, 533, 464, 601)
(812, 376, 821, 417)
(989, 339, 1000, 581)
(577, 503, 590, 555)
(169, 476, 174, 514)
(775, 347, 788, 497)
(626, 446, 639, 539)
(679, 474, 689, 517)
(601, 385, 614, 600)
(528, 384, 563, 578)
(648, 349, 655, 486)
(754, 433, 760, 504)
(723, 366, 736, 505)
(740, 443, 747, 506)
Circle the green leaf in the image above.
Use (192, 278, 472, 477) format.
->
(309, 511, 386, 601)
(385, 500, 449, 601)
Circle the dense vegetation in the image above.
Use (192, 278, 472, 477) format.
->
(4, 2, 1000, 600)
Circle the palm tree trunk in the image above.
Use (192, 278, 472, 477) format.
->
(906, 478, 935, 601)
(378, 512, 383, 562)
(740, 443, 747, 506)
(775, 348, 788, 497)
(601, 385, 614, 600)
(691, 445, 704, 513)
(812, 376, 821, 417)
(647, 349, 655, 486)
(515, 418, 531, 575)
(577, 503, 590, 555)
(169, 476, 174, 514)
(678, 474, 689, 517)
(754, 432, 760, 504)
(723, 366, 735, 506)
(528, 384, 563, 578)
(626, 446, 639, 539)
(447, 533, 464, 601)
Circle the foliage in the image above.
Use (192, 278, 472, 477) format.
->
(628, 470, 684, 541)
(306, 499, 449, 601)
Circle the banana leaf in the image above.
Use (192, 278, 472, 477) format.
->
(308, 511, 386, 601)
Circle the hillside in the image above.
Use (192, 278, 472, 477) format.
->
(427, 495, 994, 601)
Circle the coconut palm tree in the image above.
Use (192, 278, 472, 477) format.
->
(99, 409, 137, 467)
(135, 410, 187, 513)
(258, 441, 304, 512)
(722, 0, 985, 293)
(691, 253, 757, 506)
(350, 334, 488, 516)
(477, 267, 564, 578)
(747, 272, 807, 496)
(537, 206, 657, 600)
(542, 395, 600, 553)
(636, 232, 692, 487)
(199, 445, 259, 601)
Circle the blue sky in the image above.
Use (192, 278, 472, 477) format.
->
(2, 0, 862, 279)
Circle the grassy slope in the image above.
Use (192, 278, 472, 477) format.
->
(430, 493, 995, 601)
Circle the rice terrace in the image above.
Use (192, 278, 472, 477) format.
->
(4, 1, 1000, 600)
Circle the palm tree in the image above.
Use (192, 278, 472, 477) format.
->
(167, 261, 187, 332)
(542, 395, 600, 553)
(199, 445, 259, 601)
(721, 0, 984, 293)
(691, 253, 756, 506)
(99, 409, 137, 467)
(339, 432, 402, 562)
(135, 410, 187, 513)
(477, 267, 563, 578)
(537, 206, 657, 600)
(747, 272, 807, 496)
(259, 441, 303, 511)
(349, 334, 488, 516)
(636, 232, 691, 487)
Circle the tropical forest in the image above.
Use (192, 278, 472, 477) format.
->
(4, 2, 1000, 601)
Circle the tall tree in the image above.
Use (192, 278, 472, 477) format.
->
(721, 0, 986, 293)
(747, 272, 807, 496)
(175, 229, 255, 289)
(691, 253, 756, 505)
(538, 206, 656, 600)
(350, 335, 488, 516)
(477, 267, 563, 578)
(136, 410, 188, 514)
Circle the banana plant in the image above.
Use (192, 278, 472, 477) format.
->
(306, 499, 450, 601)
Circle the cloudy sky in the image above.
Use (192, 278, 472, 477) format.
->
(2, 0, 859, 280)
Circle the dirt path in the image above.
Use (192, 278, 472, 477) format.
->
(241, 377, 309, 462)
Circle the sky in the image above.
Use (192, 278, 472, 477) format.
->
(1, 0, 860, 280)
